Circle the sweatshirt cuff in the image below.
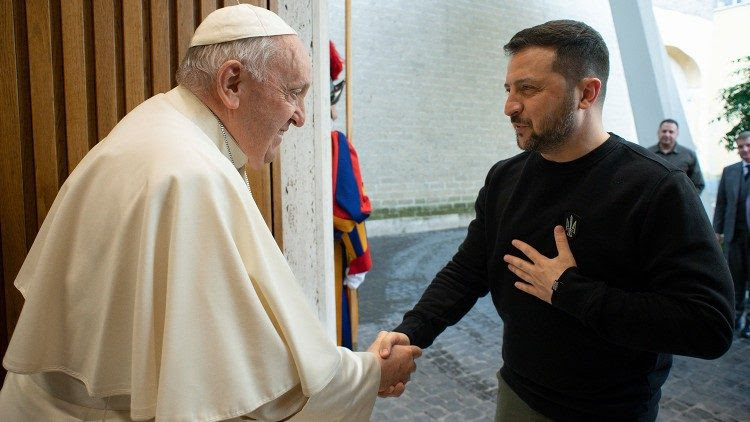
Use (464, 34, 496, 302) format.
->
(393, 321, 432, 349)
(550, 267, 601, 321)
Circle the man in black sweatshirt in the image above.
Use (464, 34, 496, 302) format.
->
(379, 20, 734, 421)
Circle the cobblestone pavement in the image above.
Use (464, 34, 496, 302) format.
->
(357, 228, 750, 422)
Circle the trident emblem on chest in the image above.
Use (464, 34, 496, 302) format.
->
(564, 213, 579, 238)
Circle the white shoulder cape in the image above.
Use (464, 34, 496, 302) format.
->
(3, 87, 371, 421)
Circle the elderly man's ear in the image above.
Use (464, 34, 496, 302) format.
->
(215, 60, 243, 110)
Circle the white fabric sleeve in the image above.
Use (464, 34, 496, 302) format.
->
(286, 349, 379, 421)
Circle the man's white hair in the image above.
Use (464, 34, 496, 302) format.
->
(176, 36, 286, 94)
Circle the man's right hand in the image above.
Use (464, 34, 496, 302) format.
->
(366, 331, 422, 397)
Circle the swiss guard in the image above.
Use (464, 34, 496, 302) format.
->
(330, 40, 372, 350)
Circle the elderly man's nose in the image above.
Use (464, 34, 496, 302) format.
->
(292, 102, 306, 127)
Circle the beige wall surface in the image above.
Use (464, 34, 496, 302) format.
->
(328, 0, 748, 219)
(709, 3, 750, 167)
(653, 3, 750, 175)
(329, 1, 636, 220)
(277, 0, 336, 338)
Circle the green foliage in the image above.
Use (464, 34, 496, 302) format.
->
(716, 56, 750, 151)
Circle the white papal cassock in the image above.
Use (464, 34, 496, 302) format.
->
(0, 86, 379, 421)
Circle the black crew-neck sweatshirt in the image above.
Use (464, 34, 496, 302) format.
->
(395, 134, 733, 421)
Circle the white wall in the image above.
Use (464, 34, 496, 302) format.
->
(654, 3, 750, 175)
(329, 0, 637, 218)
(708, 3, 750, 171)
(277, 0, 336, 339)
(654, 6, 730, 175)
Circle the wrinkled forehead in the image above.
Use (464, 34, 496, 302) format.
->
(272, 36, 311, 83)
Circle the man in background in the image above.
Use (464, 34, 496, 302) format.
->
(714, 131, 750, 338)
(648, 118, 705, 193)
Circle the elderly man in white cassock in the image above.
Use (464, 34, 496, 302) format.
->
(0, 4, 420, 421)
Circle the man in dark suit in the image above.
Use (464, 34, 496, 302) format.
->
(714, 131, 750, 338)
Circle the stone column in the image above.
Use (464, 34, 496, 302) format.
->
(609, 0, 694, 148)
(276, 0, 336, 340)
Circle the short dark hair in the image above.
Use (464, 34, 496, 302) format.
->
(738, 131, 750, 141)
(659, 118, 679, 129)
(503, 20, 609, 103)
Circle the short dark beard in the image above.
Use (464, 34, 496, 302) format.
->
(518, 91, 577, 154)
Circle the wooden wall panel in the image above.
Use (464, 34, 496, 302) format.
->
(150, 1, 172, 94)
(26, 0, 65, 226)
(1, 0, 281, 362)
(123, 0, 147, 112)
(0, 228, 6, 355)
(93, 0, 124, 140)
(200, 0, 217, 20)
(175, 0, 195, 62)
(248, 165, 273, 229)
(271, 160, 283, 249)
(61, 0, 96, 170)
(229, 0, 266, 7)
(0, 0, 29, 347)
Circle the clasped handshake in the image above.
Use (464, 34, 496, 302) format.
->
(366, 331, 423, 398)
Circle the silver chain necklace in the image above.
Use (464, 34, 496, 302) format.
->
(217, 120, 251, 193)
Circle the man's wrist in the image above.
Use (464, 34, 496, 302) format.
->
(551, 267, 577, 299)
(551, 279, 563, 292)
